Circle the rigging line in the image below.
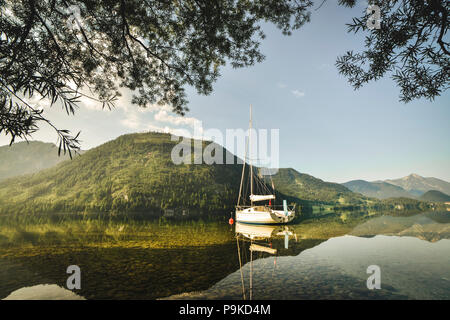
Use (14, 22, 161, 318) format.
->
(270, 175, 275, 193)
(237, 134, 248, 207)
(257, 174, 266, 195)
(253, 169, 271, 196)
(253, 168, 261, 194)
(261, 175, 272, 195)
(243, 171, 249, 205)
(271, 175, 276, 206)
(259, 170, 271, 193)
(256, 174, 265, 195)
(236, 235, 246, 300)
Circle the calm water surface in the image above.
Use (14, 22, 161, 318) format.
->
(0, 211, 449, 299)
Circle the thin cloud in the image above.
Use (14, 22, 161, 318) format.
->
(154, 109, 201, 128)
(120, 112, 142, 129)
(292, 90, 305, 98)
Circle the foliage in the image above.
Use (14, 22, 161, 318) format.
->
(336, 0, 449, 102)
(0, 0, 313, 152)
(369, 196, 433, 211)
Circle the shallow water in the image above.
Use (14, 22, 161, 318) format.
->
(0, 211, 449, 300)
(165, 235, 450, 300)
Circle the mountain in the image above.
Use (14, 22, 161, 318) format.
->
(268, 168, 367, 205)
(0, 132, 371, 216)
(0, 141, 74, 182)
(0, 132, 244, 215)
(419, 190, 450, 203)
(383, 174, 450, 196)
(342, 180, 414, 199)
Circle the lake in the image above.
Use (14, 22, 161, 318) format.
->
(0, 211, 449, 300)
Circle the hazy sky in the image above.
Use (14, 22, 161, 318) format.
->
(1, 1, 449, 183)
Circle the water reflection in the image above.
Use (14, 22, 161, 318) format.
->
(166, 213, 450, 300)
(235, 223, 297, 300)
(0, 211, 449, 300)
(349, 213, 450, 241)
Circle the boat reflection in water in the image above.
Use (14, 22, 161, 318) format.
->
(235, 222, 297, 300)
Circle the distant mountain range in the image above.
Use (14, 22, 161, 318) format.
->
(341, 180, 412, 200)
(383, 174, 450, 196)
(0, 141, 77, 182)
(343, 174, 450, 201)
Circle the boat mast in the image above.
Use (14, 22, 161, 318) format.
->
(237, 106, 251, 207)
(250, 238, 253, 300)
(250, 105, 253, 207)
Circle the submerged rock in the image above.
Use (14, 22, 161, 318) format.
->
(3, 284, 85, 300)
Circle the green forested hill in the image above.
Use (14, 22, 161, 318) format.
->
(419, 190, 450, 202)
(0, 141, 73, 182)
(0, 133, 243, 215)
(266, 168, 368, 205)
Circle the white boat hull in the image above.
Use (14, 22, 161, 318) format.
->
(235, 223, 277, 238)
(235, 207, 295, 225)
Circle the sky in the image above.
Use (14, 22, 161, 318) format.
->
(1, 1, 449, 183)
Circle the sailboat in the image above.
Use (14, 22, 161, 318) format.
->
(235, 106, 295, 224)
